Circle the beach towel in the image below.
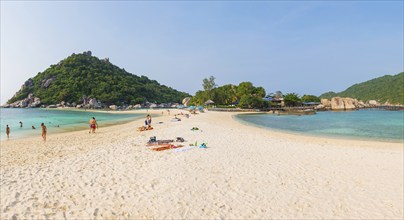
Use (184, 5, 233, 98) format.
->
(146, 140, 174, 146)
(173, 146, 196, 152)
(151, 144, 184, 151)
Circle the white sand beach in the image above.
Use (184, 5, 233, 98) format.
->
(1, 110, 403, 219)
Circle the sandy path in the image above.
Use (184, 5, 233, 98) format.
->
(1, 110, 402, 219)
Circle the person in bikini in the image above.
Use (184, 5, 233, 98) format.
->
(6, 125, 10, 139)
(89, 117, 98, 133)
(41, 123, 47, 143)
(145, 114, 152, 130)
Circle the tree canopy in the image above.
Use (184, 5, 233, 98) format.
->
(190, 79, 268, 108)
(319, 72, 404, 104)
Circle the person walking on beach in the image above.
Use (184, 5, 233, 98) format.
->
(89, 117, 98, 133)
(41, 123, 47, 143)
(6, 125, 10, 139)
(19, 121, 23, 128)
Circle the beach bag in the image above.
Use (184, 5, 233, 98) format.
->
(199, 143, 207, 148)
(176, 137, 185, 142)
(149, 136, 157, 143)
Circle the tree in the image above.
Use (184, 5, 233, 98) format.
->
(274, 91, 283, 98)
(283, 93, 301, 106)
(237, 82, 254, 97)
(202, 76, 217, 92)
(301, 94, 320, 103)
(237, 95, 267, 109)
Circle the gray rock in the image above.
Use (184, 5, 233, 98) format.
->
(21, 78, 34, 90)
(89, 98, 100, 108)
(41, 77, 56, 88)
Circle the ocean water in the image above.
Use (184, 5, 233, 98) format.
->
(235, 110, 404, 142)
(0, 108, 144, 140)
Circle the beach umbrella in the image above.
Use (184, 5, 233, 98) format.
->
(204, 100, 214, 105)
(188, 106, 196, 110)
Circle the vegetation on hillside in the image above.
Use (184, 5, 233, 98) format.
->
(8, 51, 190, 105)
(190, 77, 268, 108)
(320, 72, 404, 104)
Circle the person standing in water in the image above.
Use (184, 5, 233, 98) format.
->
(41, 123, 47, 143)
(6, 125, 10, 139)
(19, 121, 23, 128)
(89, 117, 98, 133)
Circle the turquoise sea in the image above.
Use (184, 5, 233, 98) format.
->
(0, 108, 144, 140)
(235, 110, 404, 142)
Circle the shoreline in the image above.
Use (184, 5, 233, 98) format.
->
(0, 108, 154, 141)
(2, 108, 402, 145)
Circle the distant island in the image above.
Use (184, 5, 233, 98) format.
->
(320, 72, 404, 105)
(6, 51, 190, 108)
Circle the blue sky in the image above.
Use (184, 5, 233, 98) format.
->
(1, 1, 403, 104)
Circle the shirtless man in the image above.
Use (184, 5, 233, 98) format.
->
(89, 117, 98, 133)
(41, 123, 47, 143)
(6, 125, 10, 139)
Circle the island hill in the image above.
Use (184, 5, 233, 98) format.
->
(5, 51, 190, 109)
(319, 72, 404, 109)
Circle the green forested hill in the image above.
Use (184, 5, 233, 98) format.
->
(8, 51, 189, 105)
(320, 72, 404, 104)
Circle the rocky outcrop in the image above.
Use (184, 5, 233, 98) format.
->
(41, 77, 56, 88)
(314, 104, 325, 110)
(88, 98, 100, 108)
(7, 93, 41, 108)
(320, 98, 331, 108)
(30, 97, 41, 107)
(330, 97, 359, 110)
(357, 100, 367, 108)
(21, 78, 34, 90)
(109, 105, 117, 110)
(368, 100, 380, 106)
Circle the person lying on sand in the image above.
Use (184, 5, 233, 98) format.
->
(137, 125, 153, 131)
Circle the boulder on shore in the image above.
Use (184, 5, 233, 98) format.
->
(89, 98, 100, 108)
(368, 100, 380, 106)
(320, 99, 331, 108)
(330, 97, 359, 110)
